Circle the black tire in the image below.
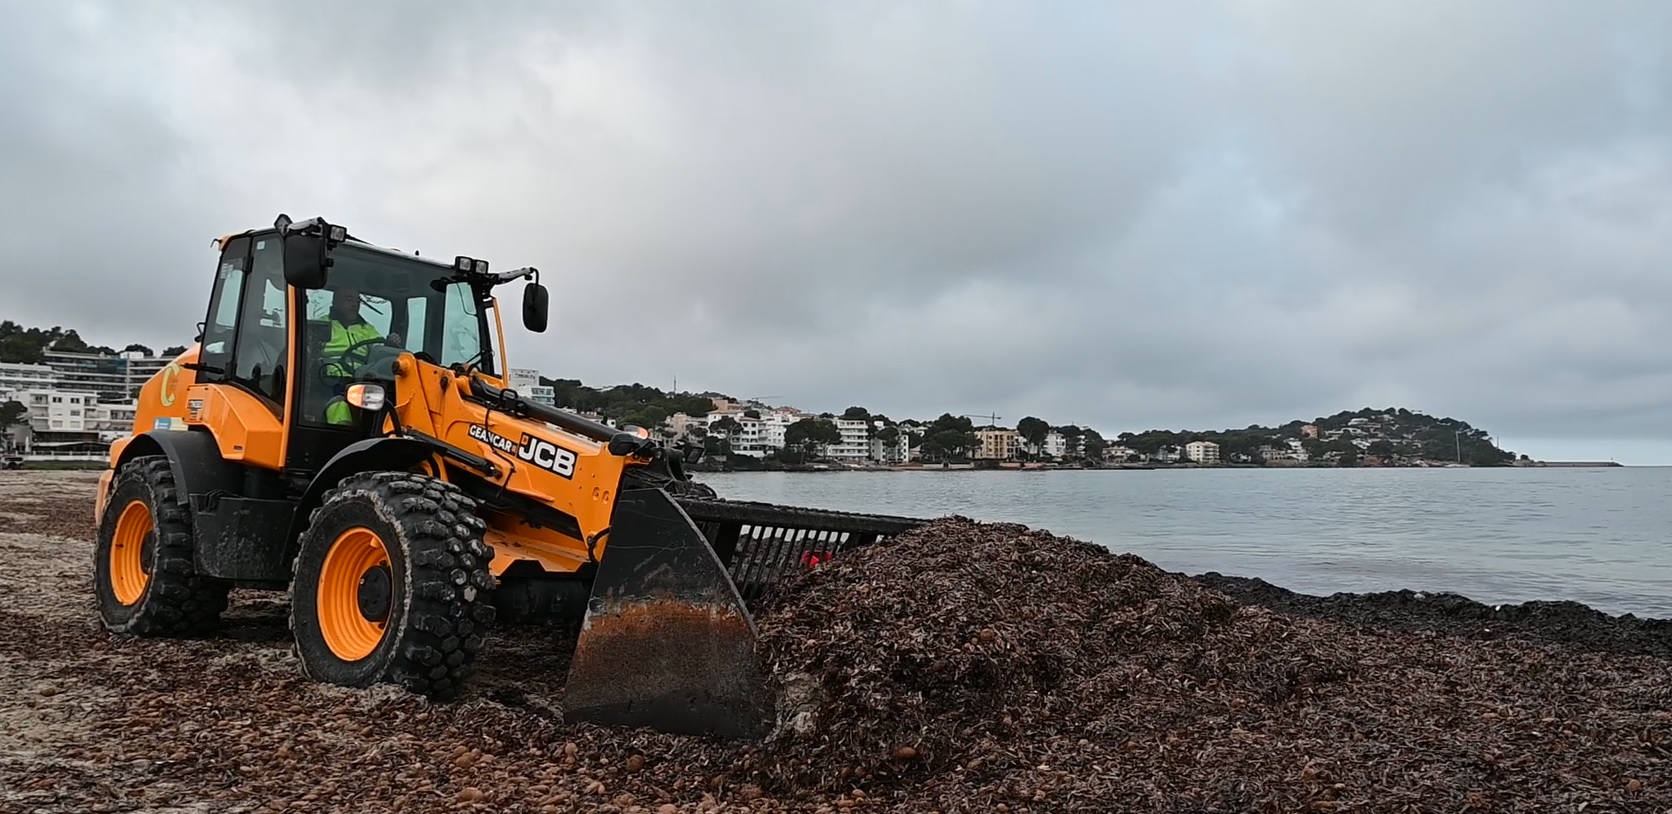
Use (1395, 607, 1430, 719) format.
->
(93, 456, 231, 635)
(288, 471, 496, 700)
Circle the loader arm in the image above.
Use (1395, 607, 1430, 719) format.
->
(372, 362, 932, 737)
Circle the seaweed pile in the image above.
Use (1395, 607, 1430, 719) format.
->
(747, 517, 1671, 812)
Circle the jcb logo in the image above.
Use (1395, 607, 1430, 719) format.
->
(517, 434, 577, 479)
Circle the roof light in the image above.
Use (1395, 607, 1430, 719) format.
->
(473, 259, 489, 274)
(328, 224, 347, 242)
(454, 255, 473, 272)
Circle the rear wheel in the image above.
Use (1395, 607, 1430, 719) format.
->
(289, 471, 496, 700)
(92, 456, 231, 635)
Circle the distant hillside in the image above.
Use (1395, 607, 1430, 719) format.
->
(1, 321, 1516, 467)
(1116, 408, 1516, 466)
(539, 377, 732, 430)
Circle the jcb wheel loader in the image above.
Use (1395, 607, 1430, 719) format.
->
(91, 215, 925, 739)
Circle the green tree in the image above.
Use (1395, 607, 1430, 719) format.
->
(620, 405, 669, 430)
(0, 401, 25, 438)
(163, 345, 188, 357)
(785, 417, 841, 460)
(918, 429, 979, 463)
(841, 406, 871, 421)
(1056, 424, 1085, 458)
(1081, 429, 1107, 462)
(51, 330, 89, 353)
(710, 416, 743, 437)
(1016, 416, 1050, 456)
(925, 413, 975, 435)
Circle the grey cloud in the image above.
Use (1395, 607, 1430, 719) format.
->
(2, 2, 1671, 455)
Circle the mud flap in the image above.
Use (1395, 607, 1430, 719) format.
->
(563, 488, 771, 740)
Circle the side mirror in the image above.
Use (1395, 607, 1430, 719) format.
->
(283, 235, 330, 289)
(523, 282, 549, 333)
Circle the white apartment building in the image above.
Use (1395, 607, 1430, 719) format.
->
(705, 410, 766, 456)
(499, 368, 557, 406)
(759, 410, 801, 452)
(38, 347, 178, 402)
(830, 419, 872, 461)
(42, 348, 133, 401)
(1043, 431, 1067, 459)
(869, 425, 911, 463)
(703, 408, 805, 457)
(7, 388, 137, 442)
(123, 351, 172, 390)
(0, 362, 57, 395)
(1185, 440, 1221, 464)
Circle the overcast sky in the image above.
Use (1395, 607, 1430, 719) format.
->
(3, 2, 1669, 462)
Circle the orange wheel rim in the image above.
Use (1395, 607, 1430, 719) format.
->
(318, 527, 393, 661)
(110, 499, 152, 605)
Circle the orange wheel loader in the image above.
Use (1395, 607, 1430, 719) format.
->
(90, 214, 925, 739)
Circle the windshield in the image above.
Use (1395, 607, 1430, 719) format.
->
(295, 243, 493, 426)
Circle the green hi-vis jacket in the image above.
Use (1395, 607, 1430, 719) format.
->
(323, 319, 383, 375)
(322, 319, 383, 425)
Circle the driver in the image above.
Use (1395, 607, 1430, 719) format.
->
(322, 287, 386, 376)
(320, 287, 399, 425)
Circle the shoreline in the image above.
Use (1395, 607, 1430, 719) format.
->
(691, 461, 1628, 473)
(1185, 570, 1672, 651)
(2, 469, 1658, 629)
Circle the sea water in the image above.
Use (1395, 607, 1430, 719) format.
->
(695, 466, 1672, 619)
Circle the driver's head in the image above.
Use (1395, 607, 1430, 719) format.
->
(330, 287, 360, 322)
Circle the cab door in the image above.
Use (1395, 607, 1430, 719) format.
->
(184, 234, 291, 471)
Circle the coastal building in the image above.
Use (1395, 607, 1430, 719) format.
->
(508, 367, 541, 393)
(3, 387, 138, 451)
(32, 348, 177, 403)
(1301, 424, 1320, 439)
(701, 406, 805, 458)
(1043, 431, 1067, 459)
(0, 362, 58, 395)
(1185, 440, 1221, 464)
(123, 352, 171, 390)
(1103, 445, 1138, 462)
(975, 428, 1019, 460)
(503, 367, 557, 405)
(667, 412, 704, 438)
(831, 418, 872, 461)
(870, 427, 910, 464)
(758, 409, 803, 453)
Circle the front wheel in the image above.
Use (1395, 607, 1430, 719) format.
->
(92, 456, 230, 635)
(288, 471, 497, 700)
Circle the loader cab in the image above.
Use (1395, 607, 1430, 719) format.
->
(196, 215, 547, 477)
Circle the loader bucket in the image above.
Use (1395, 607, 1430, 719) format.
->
(676, 498, 930, 608)
(563, 488, 770, 740)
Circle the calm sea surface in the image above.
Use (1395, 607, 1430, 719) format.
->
(694, 467, 1672, 619)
